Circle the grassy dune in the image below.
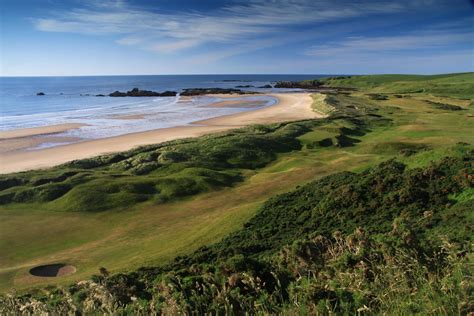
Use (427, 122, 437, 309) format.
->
(0, 73, 473, 313)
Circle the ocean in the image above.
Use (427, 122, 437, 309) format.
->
(0, 74, 327, 143)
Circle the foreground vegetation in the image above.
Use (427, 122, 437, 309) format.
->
(2, 151, 472, 314)
(0, 73, 473, 313)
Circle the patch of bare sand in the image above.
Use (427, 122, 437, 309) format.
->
(29, 264, 76, 277)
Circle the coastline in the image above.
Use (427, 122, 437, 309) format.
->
(0, 93, 322, 173)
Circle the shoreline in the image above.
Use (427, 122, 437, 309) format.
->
(0, 123, 86, 139)
(0, 93, 322, 173)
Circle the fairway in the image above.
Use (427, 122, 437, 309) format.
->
(1, 79, 473, 293)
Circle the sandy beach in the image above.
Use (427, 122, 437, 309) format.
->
(0, 93, 322, 173)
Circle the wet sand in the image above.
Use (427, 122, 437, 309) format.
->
(0, 93, 323, 173)
(0, 123, 85, 139)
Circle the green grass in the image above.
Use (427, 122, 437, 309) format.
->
(320, 72, 474, 99)
(1, 73, 473, 314)
(1, 88, 472, 292)
(0, 121, 314, 212)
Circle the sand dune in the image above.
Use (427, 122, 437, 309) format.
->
(0, 93, 322, 173)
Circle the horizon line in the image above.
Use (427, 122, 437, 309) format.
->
(1, 71, 472, 78)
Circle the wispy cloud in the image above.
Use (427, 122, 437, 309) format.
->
(32, 0, 406, 55)
(304, 29, 473, 57)
(31, 0, 471, 68)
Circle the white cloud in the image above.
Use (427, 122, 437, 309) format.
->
(304, 30, 474, 57)
(149, 39, 202, 53)
(32, 0, 405, 56)
(31, 0, 470, 65)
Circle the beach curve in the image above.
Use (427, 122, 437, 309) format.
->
(0, 93, 323, 173)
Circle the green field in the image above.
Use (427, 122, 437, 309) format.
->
(1, 73, 473, 314)
(320, 72, 474, 99)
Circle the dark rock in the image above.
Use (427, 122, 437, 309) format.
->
(96, 94, 105, 97)
(159, 91, 178, 97)
(235, 85, 254, 88)
(258, 84, 273, 89)
(36, 92, 45, 96)
(126, 88, 161, 97)
(108, 88, 177, 97)
(109, 91, 127, 97)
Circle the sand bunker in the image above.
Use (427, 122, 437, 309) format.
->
(29, 264, 76, 277)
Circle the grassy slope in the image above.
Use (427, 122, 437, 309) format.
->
(0, 73, 473, 303)
(321, 72, 474, 99)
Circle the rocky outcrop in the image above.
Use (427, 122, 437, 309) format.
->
(235, 85, 254, 88)
(258, 84, 273, 88)
(108, 88, 177, 97)
(159, 90, 179, 97)
(109, 91, 127, 97)
(36, 92, 45, 96)
(180, 88, 257, 96)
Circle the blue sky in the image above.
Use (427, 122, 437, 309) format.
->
(1, 0, 473, 76)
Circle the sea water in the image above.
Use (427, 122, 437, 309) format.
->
(0, 75, 328, 146)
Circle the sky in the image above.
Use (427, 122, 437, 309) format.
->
(0, 0, 473, 76)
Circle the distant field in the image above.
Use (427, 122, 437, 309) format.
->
(320, 72, 474, 99)
(0, 73, 472, 299)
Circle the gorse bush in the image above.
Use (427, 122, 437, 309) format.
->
(3, 154, 472, 314)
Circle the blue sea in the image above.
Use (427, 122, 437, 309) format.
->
(0, 75, 328, 146)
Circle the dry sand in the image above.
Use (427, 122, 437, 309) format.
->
(0, 93, 322, 173)
(195, 93, 317, 126)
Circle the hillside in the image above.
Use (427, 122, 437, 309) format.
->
(0, 73, 473, 314)
(320, 72, 474, 99)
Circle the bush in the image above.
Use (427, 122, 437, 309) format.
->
(3, 154, 471, 314)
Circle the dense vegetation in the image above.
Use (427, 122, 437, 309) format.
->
(0, 121, 317, 212)
(2, 153, 472, 314)
(1, 73, 473, 313)
(0, 94, 382, 213)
